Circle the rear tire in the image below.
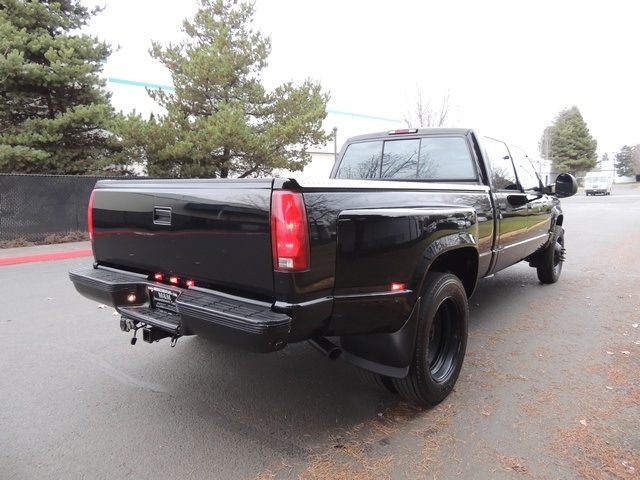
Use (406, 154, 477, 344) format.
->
(357, 368, 397, 394)
(536, 225, 565, 284)
(392, 273, 468, 406)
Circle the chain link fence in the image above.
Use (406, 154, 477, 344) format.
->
(0, 174, 140, 242)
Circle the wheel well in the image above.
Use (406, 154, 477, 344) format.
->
(428, 247, 478, 297)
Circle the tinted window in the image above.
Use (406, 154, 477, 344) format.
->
(419, 137, 475, 180)
(336, 136, 476, 181)
(509, 145, 540, 191)
(483, 137, 518, 190)
(336, 141, 383, 179)
(381, 139, 420, 178)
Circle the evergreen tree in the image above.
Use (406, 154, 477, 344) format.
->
(539, 106, 597, 175)
(117, 0, 330, 178)
(0, 0, 123, 174)
(614, 145, 636, 177)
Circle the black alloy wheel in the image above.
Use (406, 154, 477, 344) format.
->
(536, 225, 565, 284)
(392, 272, 468, 406)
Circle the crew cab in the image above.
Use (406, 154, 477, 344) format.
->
(69, 128, 577, 405)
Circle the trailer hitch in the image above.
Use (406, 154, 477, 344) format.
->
(120, 317, 142, 345)
(120, 316, 180, 347)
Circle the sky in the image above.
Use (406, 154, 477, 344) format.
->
(83, 0, 639, 167)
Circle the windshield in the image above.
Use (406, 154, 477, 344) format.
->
(586, 176, 610, 183)
(335, 136, 477, 181)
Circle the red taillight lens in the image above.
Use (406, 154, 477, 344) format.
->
(87, 190, 96, 241)
(271, 191, 310, 272)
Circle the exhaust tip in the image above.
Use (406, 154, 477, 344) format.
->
(327, 348, 341, 361)
(308, 337, 341, 360)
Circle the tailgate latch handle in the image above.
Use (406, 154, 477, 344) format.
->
(153, 206, 172, 226)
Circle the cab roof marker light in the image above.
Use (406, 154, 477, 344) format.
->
(388, 129, 418, 135)
(169, 276, 179, 285)
(154, 273, 163, 281)
(186, 279, 195, 287)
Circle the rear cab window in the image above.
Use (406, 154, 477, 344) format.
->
(335, 134, 477, 181)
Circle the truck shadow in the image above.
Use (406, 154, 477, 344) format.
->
(133, 264, 549, 460)
(159, 334, 402, 454)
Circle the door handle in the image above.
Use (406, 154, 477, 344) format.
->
(153, 206, 172, 225)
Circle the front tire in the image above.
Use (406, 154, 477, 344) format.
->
(392, 273, 468, 406)
(536, 225, 565, 284)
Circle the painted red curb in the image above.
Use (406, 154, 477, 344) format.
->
(0, 249, 93, 266)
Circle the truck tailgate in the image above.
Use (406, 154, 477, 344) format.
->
(91, 178, 274, 297)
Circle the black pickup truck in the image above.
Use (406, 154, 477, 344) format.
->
(69, 128, 577, 405)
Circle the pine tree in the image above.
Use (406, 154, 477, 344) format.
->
(539, 106, 597, 175)
(0, 0, 123, 174)
(117, 0, 330, 178)
(614, 145, 636, 177)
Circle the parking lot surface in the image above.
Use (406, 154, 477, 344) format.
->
(1, 185, 638, 479)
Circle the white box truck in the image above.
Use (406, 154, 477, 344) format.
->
(584, 172, 613, 196)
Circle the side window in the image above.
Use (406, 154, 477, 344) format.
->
(335, 141, 383, 179)
(509, 145, 540, 191)
(483, 137, 518, 190)
(381, 139, 420, 178)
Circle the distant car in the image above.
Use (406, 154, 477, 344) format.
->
(584, 172, 612, 195)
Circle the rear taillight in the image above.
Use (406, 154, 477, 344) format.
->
(87, 190, 96, 241)
(271, 191, 310, 272)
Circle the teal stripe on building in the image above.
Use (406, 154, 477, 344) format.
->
(106, 77, 401, 122)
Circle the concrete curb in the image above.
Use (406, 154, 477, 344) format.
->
(0, 241, 92, 266)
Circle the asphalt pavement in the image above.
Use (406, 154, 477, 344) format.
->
(1, 185, 638, 479)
